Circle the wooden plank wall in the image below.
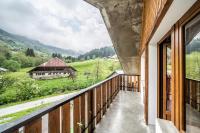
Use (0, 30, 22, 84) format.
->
(141, 0, 172, 52)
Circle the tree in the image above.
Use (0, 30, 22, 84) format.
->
(84, 71, 91, 79)
(5, 52, 11, 59)
(52, 53, 62, 59)
(12, 53, 34, 68)
(94, 59, 102, 80)
(0, 75, 15, 94)
(0, 55, 6, 66)
(2, 60, 21, 72)
(16, 79, 41, 101)
(68, 68, 76, 82)
(25, 48, 35, 57)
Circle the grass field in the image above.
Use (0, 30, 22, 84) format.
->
(0, 103, 50, 124)
(0, 58, 121, 106)
(186, 52, 200, 80)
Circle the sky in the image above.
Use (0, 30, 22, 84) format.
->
(0, 0, 112, 52)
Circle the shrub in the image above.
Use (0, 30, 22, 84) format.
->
(2, 60, 21, 72)
(0, 91, 17, 105)
(15, 79, 41, 101)
(0, 75, 15, 94)
(0, 55, 6, 66)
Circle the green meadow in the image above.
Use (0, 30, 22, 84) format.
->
(0, 59, 121, 106)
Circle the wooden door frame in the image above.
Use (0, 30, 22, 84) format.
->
(157, 31, 171, 119)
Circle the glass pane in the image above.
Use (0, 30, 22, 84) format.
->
(185, 13, 200, 133)
(166, 45, 172, 111)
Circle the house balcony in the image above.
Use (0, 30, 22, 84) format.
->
(0, 74, 152, 133)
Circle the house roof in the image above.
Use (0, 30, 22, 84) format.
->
(39, 57, 67, 67)
(28, 57, 77, 73)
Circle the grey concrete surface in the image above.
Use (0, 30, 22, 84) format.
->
(85, 0, 143, 75)
(94, 91, 155, 133)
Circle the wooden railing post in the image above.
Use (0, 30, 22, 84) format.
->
(62, 103, 70, 133)
(25, 118, 42, 133)
(49, 107, 60, 133)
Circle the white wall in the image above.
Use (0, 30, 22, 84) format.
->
(148, 45, 157, 125)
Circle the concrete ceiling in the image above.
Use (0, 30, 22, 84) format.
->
(85, 0, 143, 75)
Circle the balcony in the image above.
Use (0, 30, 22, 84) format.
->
(0, 74, 151, 133)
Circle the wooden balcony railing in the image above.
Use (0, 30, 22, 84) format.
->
(0, 74, 140, 133)
(185, 78, 200, 112)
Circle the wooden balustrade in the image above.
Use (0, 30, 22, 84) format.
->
(0, 74, 139, 133)
(120, 75, 140, 92)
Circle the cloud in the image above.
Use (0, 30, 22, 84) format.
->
(0, 0, 112, 52)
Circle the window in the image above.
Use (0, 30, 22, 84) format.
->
(184, 13, 200, 133)
(158, 36, 172, 120)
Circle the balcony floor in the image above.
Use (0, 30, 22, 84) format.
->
(94, 91, 155, 133)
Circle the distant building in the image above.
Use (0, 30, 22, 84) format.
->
(28, 57, 77, 79)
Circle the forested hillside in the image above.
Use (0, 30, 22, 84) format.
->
(78, 46, 116, 60)
(0, 28, 79, 56)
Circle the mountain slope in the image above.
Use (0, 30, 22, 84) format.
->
(0, 28, 79, 56)
(78, 46, 116, 60)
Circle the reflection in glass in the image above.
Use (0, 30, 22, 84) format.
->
(166, 45, 172, 111)
(185, 14, 200, 133)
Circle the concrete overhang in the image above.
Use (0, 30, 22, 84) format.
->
(84, 0, 143, 75)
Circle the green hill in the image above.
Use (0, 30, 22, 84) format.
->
(78, 46, 116, 60)
(0, 28, 79, 56)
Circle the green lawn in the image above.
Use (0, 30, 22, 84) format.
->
(186, 52, 200, 80)
(0, 58, 121, 106)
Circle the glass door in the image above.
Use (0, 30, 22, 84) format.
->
(184, 13, 200, 133)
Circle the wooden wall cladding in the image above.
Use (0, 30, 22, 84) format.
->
(141, 0, 172, 52)
(25, 118, 42, 133)
(48, 107, 60, 133)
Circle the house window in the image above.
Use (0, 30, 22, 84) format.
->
(158, 36, 172, 120)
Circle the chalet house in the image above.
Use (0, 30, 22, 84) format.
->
(28, 57, 76, 79)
